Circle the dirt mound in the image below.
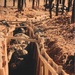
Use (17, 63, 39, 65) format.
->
(43, 16, 75, 75)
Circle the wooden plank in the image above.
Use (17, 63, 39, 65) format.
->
(39, 55, 58, 75)
(45, 66, 48, 75)
(15, 26, 28, 28)
(5, 21, 26, 23)
(4, 39, 8, 75)
(6, 36, 37, 42)
(0, 41, 3, 68)
(61, 70, 69, 75)
(0, 68, 5, 75)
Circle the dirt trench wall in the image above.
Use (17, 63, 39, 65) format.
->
(46, 38, 74, 75)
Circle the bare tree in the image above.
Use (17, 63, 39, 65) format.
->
(18, 0, 20, 11)
(36, 0, 40, 7)
(4, 0, 7, 7)
(24, 0, 26, 7)
(49, 0, 53, 18)
(13, 0, 16, 6)
(56, 0, 59, 16)
(71, 0, 75, 23)
(45, 0, 48, 11)
(59, 0, 62, 3)
(44, 0, 46, 3)
(22, 0, 24, 8)
(67, 0, 72, 12)
(32, 0, 35, 9)
(18, 0, 23, 11)
(61, 0, 65, 14)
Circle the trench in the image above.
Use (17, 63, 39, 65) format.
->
(9, 42, 37, 75)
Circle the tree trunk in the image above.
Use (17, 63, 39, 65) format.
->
(49, 0, 53, 18)
(24, 0, 26, 7)
(22, 0, 24, 8)
(44, 0, 46, 3)
(36, 0, 40, 7)
(71, 0, 75, 23)
(45, 0, 47, 11)
(13, 0, 15, 6)
(18, 0, 23, 11)
(4, 0, 7, 7)
(67, 0, 72, 12)
(60, 0, 61, 3)
(32, 0, 35, 9)
(61, 0, 65, 14)
(18, 0, 20, 11)
(56, 0, 59, 16)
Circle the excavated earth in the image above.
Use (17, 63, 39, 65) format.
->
(0, 6, 75, 75)
(36, 15, 75, 75)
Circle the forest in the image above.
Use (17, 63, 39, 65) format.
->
(1, 0, 75, 23)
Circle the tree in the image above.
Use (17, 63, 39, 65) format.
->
(32, 0, 35, 9)
(61, 0, 65, 14)
(56, 0, 59, 16)
(44, 0, 46, 3)
(4, 0, 7, 7)
(59, 0, 62, 3)
(24, 0, 26, 7)
(71, 0, 75, 23)
(67, 0, 72, 12)
(45, 0, 48, 11)
(18, 0, 23, 11)
(22, 0, 24, 8)
(36, 0, 40, 7)
(18, 0, 20, 11)
(13, 0, 16, 6)
(49, 0, 53, 18)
